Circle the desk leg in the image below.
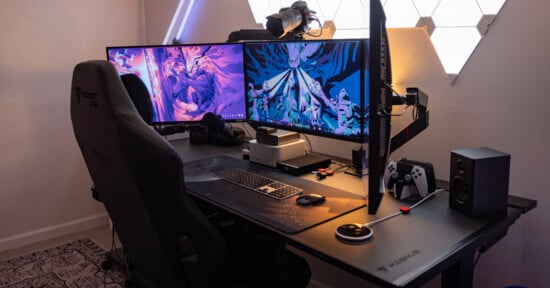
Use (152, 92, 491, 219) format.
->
(441, 253, 474, 288)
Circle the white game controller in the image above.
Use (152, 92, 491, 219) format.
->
(384, 161, 398, 191)
(384, 159, 435, 199)
(410, 165, 430, 197)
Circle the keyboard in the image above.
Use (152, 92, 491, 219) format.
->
(215, 168, 303, 200)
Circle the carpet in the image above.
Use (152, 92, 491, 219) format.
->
(0, 238, 127, 288)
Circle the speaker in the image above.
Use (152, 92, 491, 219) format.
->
(449, 147, 510, 217)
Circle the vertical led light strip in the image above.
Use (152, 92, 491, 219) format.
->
(163, 0, 196, 45)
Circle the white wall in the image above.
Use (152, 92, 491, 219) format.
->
(0, 0, 145, 250)
(151, 0, 549, 287)
(388, 1, 550, 285)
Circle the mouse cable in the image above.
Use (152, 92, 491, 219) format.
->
(363, 189, 445, 228)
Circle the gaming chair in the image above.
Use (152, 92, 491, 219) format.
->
(70, 60, 226, 287)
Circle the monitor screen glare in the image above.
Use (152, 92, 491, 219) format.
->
(244, 40, 367, 142)
(107, 44, 246, 124)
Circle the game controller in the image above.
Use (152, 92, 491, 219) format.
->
(384, 159, 436, 199)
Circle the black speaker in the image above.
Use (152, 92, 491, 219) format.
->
(449, 147, 510, 217)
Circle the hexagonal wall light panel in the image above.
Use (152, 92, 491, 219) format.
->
(244, 0, 509, 81)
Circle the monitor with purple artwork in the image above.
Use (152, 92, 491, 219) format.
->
(106, 43, 246, 124)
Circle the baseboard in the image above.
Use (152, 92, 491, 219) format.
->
(0, 212, 110, 253)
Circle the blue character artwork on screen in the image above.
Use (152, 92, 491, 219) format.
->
(245, 40, 363, 139)
(107, 44, 246, 123)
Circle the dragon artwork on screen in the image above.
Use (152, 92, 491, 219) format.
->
(107, 44, 246, 123)
(245, 40, 366, 141)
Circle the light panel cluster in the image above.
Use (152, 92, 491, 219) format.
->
(246, 0, 508, 80)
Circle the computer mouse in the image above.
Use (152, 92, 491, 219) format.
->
(296, 193, 326, 206)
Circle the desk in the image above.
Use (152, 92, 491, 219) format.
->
(172, 138, 535, 288)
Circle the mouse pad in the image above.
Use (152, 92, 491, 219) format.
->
(184, 155, 365, 234)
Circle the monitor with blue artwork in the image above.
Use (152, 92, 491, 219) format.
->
(243, 0, 392, 215)
(244, 39, 368, 143)
(106, 43, 247, 124)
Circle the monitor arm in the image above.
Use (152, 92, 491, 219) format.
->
(389, 87, 429, 154)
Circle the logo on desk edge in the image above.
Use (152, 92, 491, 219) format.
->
(376, 249, 420, 273)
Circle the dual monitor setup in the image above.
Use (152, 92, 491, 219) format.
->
(105, 1, 427, 228)
(105, 39, 375, 142)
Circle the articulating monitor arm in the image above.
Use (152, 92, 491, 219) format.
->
(390, 87, 429, 154)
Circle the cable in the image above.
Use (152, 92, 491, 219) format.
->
(362, 189, 445, 228)
(390, 105, 411, 117)
(304, 17, 323, 37)
(101, 224, 134, 287)
(109, 225, 124, 264)
(330, 159, 349, 172)
(473, 248, 483, 267)
(412, 106, 421, 120)
(382, 82, 412, 117)
(301, 134, 313, 154)
(335, 189, 445, 242)
(384, 81, 402, 98)
(101, 225, 118, 286)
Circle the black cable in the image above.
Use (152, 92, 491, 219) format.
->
(109, 225, 124, 263)
(101, 224, 132, 286)
(473, 248, 483, 267)
(101, 226, 116, 287)
(304, 17, 323, 37)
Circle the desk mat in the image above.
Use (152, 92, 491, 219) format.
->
(184, 155, 365, 234)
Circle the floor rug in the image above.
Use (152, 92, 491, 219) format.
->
(0, 238, 127, 288)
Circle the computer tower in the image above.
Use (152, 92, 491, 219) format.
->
(449, 147, 510, 218)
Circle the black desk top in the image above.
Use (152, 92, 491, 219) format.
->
(173, 139, 530, 287)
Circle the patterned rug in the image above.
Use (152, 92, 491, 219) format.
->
(0, 238, 127, 288)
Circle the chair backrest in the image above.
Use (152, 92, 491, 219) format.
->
(70, 60, 225, 287)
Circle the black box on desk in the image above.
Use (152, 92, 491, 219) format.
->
(278, 154, 332, 175)
(449, 147, 510, 218)
(256, 129, 300, 146)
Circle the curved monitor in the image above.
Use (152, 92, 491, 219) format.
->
(106, 43, 247, 124)
(244, 39, 368, 143)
